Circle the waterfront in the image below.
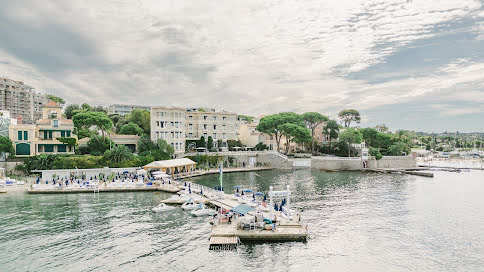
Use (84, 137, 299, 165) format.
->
(1, 169, 483, 271)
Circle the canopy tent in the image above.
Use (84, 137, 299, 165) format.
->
(143, 158, 197, 177)
(230, 204, 255, 215)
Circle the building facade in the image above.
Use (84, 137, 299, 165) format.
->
(9, 101, 76, 156)
(0, 77, 47, 124)
(108, 104, 151, 116)
(238, 118, 276, 150)
(151, 106, 187, 156)
(185, 108, 238, 143)
(151, 107, 238, 156)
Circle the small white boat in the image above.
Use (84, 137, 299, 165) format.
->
(181, 199, 198, 210)
(152, 203, 176, 212)
(190, 204, 217, 217)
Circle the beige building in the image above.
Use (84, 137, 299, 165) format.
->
(185, 108, 238, 143)
(9, 101, 76, 156)
(151, 106, 186, 156)
(0, 77, 47, 124)
(238, 118, 276, 150)
(151, 106, 239, 156)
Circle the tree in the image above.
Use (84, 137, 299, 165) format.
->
(46, 94, 65, 105)
(302, 112, 328, 154)
(217, 139, 223, 149)
(119, 122, 144, 136)
(360, 127, 379, 147)
(124, 109, 150, 135)
(375, 124, 388, 133)
(207, 136, 214, 150)
(157, 139, 174, 158)
(255, 142, 268, 151)
(87, 135, 113, 155)
(64, 104, 80, 119)
(279, 123, 312, 154)
(338, 128, 362, 157)
(338, 109, 361, 127)
(138, 135, 157, 153)
(256, 112, 304, 152)
(72, 111, 113, 141)
(0, 136, 14, 155)
(103, 145, 134, 163)
(323, 120, 340, 152)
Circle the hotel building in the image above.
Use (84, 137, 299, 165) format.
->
(151, 107, 238, 156)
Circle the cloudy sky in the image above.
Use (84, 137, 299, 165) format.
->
(1, 0, 483, 132)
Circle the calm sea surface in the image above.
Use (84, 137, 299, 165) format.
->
(1, 169, 483, 272)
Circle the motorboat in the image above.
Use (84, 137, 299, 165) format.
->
(152, 203, 176, 212)
(190, 204, 217, 217)
(181, 198, 198, 210)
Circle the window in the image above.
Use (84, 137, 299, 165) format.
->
(213, 116, 217, 121)
(188, 124, 193, 130)
(203, 124, 207, 130)
(213, 124, 217, 130)
(67, 131, 71, 137)
(203, 133, 208, 139)
(203, 115, 207, 120)
(188, 115, 192, 120)
(188, 133, 193, 138)
(213, 133, 217, 139)
(52, 120, 59, 127)
(18, 131, 22, 140)
(61, 131, 66, 137)
(223, 124, 226, 131)
(175, 122, 179, 128)
(160, 121, 165, 128)
(223, 116, 226, 121)
(223, 133, 226, 139)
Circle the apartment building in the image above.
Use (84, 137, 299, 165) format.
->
(9, 101, 76, 156)
(185, 108, 238, 143)
(0, 77, 47, 124)
(108, 104, 151, 116)
(151, 106, 186, 156)
(151, 107, 238, 156)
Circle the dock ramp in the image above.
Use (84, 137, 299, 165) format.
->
(209, 236, 239, 250)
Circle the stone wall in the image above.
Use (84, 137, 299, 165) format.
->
(0, 161, 24, 175)
(367, 156, 416, 169)
(311, 157, 362, 170)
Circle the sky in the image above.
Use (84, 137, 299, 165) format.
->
(0, 0, 483, 132)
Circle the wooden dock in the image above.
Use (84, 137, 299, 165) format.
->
(209, 236, 239, 250)
(210, 223, 308, 242)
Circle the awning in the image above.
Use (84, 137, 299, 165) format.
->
(230, 204, 255, 215)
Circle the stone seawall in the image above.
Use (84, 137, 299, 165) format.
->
(311, 157, 362, 170)
(0, 161, 23, 175)
(367, 156, 417, 169)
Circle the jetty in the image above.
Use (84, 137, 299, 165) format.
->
(364, 168, 434, 177)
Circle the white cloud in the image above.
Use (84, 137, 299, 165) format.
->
(0, 0, 482, 129)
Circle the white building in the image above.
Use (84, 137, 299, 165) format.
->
(151, 106, 239, 156)
(108, 104, 151, 116)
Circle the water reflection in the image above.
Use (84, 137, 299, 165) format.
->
(0, 169, 483, 271)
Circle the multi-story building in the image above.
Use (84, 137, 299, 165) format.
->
(0, 77, 47, 124)
(151, 106, 187, 157)
(185, 108, 238, 144)
(238, 118, 276, 150)
(151, 107, 238, 157)
(9, 101, 76, 156)
(108, 104, 151, 116)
